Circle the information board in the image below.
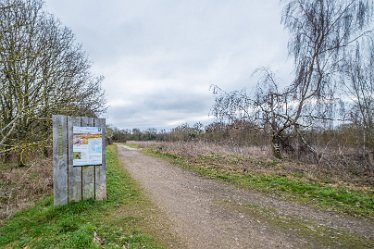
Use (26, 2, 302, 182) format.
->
(73, 126, 103, 166)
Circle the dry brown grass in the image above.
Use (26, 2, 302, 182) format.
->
(0, 158, 52, 225)
(131, 140, 272, 158)
(129, 141, 374, 190)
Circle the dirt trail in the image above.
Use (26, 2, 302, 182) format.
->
(117, 145, 374, 249)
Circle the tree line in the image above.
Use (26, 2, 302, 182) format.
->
(0, 0, 105, 164)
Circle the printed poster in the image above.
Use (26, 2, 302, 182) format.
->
(73, 126, 102, 166)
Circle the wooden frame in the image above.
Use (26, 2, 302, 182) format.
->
(52, 115, 106, 206)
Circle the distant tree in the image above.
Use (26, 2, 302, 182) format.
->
(168, 123, 204, 141)
(112, 128, 131, 142)
(193, 122, 203, 135)
(131, 128, 142, 140)
(145, 128, 158, 140)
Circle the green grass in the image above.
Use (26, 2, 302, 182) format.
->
(0, 145, 177, 249)
(142, 148, 374, 219)
(123, 143, 141, 149)
(218, 200, 374, 248)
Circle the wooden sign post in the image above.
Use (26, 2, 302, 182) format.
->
(52, 115, 106, 206)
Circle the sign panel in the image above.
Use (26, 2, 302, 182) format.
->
(73, 126, 103, 166)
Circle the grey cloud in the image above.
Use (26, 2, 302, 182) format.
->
(107, 88, 213, 130)
(108, 105, 211, 130)
(143, 90, 212, 113)
(45, 0, 292, 130)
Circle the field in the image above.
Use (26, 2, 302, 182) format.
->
(128, 141, 374, 218)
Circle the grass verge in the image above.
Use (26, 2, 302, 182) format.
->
(0, 145, 181, 249)
(141, 147, 374, 219)
(218, 200, 374, 248)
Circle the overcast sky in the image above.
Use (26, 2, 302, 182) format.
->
(44, 0, 292, 130)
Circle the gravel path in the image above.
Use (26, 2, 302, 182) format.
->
(117, 145, 374, 249)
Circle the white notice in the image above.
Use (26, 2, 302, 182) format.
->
(73, 126, 103, 166)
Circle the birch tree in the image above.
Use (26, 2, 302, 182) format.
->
(212, 0, 373, 161)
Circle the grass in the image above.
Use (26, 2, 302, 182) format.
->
(141, 147, 374, 219)
(218, 200, 374, 248)
(0, 145, 181, 249)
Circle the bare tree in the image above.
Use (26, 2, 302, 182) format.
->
(212, 0, 373, 161)
(0, 0, 105, 163)
(342, 41, 374, 169)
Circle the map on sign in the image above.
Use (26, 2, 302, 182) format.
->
(73, 126, 102, 166)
